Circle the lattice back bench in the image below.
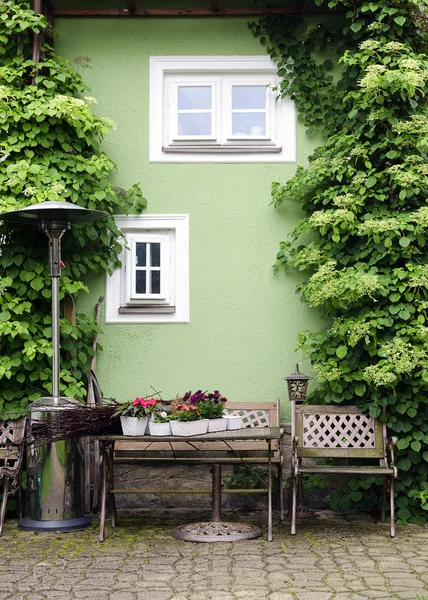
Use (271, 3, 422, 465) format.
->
(291, 405, 397, 537)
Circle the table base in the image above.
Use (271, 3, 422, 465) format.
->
(172, 521, 262, 542)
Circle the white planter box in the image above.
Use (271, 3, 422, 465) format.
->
(170, 419, 208, 436)
(120, 416, 148, 436)
(207, 417, 227, 432)
(148, 421, 172, 436)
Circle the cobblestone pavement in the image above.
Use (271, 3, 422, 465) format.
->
(0, 509, 427, 600)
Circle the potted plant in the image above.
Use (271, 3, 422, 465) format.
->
(115, 397, 160, 436)
(170, 403, 208, 436)
(148, 407, 172, 436)
(183, 390, 228, 432)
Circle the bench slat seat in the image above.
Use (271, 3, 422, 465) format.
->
(299, 465, 395, 475)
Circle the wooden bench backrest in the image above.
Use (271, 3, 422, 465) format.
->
(295, 405, 385, 459)
(115, 400, 280, 454)
(0, 418, 26, 462)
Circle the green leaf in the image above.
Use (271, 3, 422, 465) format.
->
(397, 507, 411, 521)
(411, 440, 421, 452)
(397, 438, 409, 450)
(355, 383, 366, 397)
(394, 16, 406, 26)
(336, 346, 348, 359)
(399, 237, 410, 248)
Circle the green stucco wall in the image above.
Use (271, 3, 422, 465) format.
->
(55, 17, 321, 420)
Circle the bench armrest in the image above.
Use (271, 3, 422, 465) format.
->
(385, 436, 398, 475)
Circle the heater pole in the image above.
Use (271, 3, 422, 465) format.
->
(47, 230, 64, 403)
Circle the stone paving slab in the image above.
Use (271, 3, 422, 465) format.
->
(0, 510, 427, 600)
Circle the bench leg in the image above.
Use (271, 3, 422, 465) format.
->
(108, 447, 117, 529)
(381, 476, 388, 523)
(0, 476, 9, 536)
(278, 463, 284, 521)
(390, 476, 395, 538)
(268, 440, 272, 541)
(291, 470, 297, 535)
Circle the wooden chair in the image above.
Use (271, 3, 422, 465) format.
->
(0, 418, 26, 535)
(291, 404, 397, 537)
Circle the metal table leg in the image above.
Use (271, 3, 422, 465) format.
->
(171, 463, 262, 542)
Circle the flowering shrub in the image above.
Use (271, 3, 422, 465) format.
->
(115, 397, 159, 419)
(252, 0, 428, 524)
(183, 389, 228, 419)
(173, 403, 201, 422)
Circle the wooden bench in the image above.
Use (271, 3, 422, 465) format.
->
(291, 404, 397, 537)
(97, 401, 284, 540)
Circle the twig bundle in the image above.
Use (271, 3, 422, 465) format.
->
(30, 404, 121, 443)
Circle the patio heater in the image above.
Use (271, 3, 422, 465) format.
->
(284, 364, 314, 518)
(2, 200, 106, 532)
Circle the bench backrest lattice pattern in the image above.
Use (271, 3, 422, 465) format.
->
(303, 414, 375, 449)
(224, 408, 270, 428)
(295, 405, 384, 458)
(0, 419, 26, 476)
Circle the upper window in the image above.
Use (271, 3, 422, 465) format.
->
(150, 56, 296, 163)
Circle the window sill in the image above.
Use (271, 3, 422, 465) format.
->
(162, 146, 282, 154)
(119, 305, 176, 314)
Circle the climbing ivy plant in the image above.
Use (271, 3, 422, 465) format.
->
(0, 1, 146, 418)
(251, 0, 428, 524)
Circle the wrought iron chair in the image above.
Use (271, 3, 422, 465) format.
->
(0, 418, 26, 535)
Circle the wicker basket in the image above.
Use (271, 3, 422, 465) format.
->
(120, 416, 148, 436)
(170, 419, 208, 436)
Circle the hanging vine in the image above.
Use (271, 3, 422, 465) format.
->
(0, 1, 146, 418)
(251, 0, 428, 524)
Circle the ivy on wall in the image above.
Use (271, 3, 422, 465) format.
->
(251, 0, 428, 524)
(0, 1, 146, 418)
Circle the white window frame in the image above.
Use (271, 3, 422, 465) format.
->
(150, 56, 296, 164)
(126, 233, 170, 304)
(105, 215, 189, 324)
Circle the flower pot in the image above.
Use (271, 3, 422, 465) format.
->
(225, 415, 244, 430)
(148, 421, 172, 436)
(207, 417, 227, 432)
(120, 416, 148, 436)
(170, 419, 208, 437)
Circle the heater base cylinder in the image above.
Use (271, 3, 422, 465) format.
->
(19, 516, 91, 532)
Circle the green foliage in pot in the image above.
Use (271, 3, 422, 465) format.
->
(251, 0, 428, 524)
(0, 1, 146, 418)
(173, 403, 202, 422)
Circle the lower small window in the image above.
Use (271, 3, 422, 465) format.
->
(105, 215, 189, 323)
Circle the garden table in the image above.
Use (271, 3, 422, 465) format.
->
(94, 426, 280, 543)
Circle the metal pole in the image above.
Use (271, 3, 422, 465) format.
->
(211, 464, 222, 522)
(47, 230, 64, 403)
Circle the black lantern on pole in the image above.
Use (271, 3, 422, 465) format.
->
(284, 364, 315, 518)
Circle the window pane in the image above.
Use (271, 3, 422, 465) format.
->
(135, 271, 146, 294)
(151, 270, 161, 294)
(150, 243, 161, 267)
(178, 86, 212, 110)
(232, 112, 266, 136)
(232, 86, 266, 110)
(178, 113, 212, 136)
(136, 242, 146, 267)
